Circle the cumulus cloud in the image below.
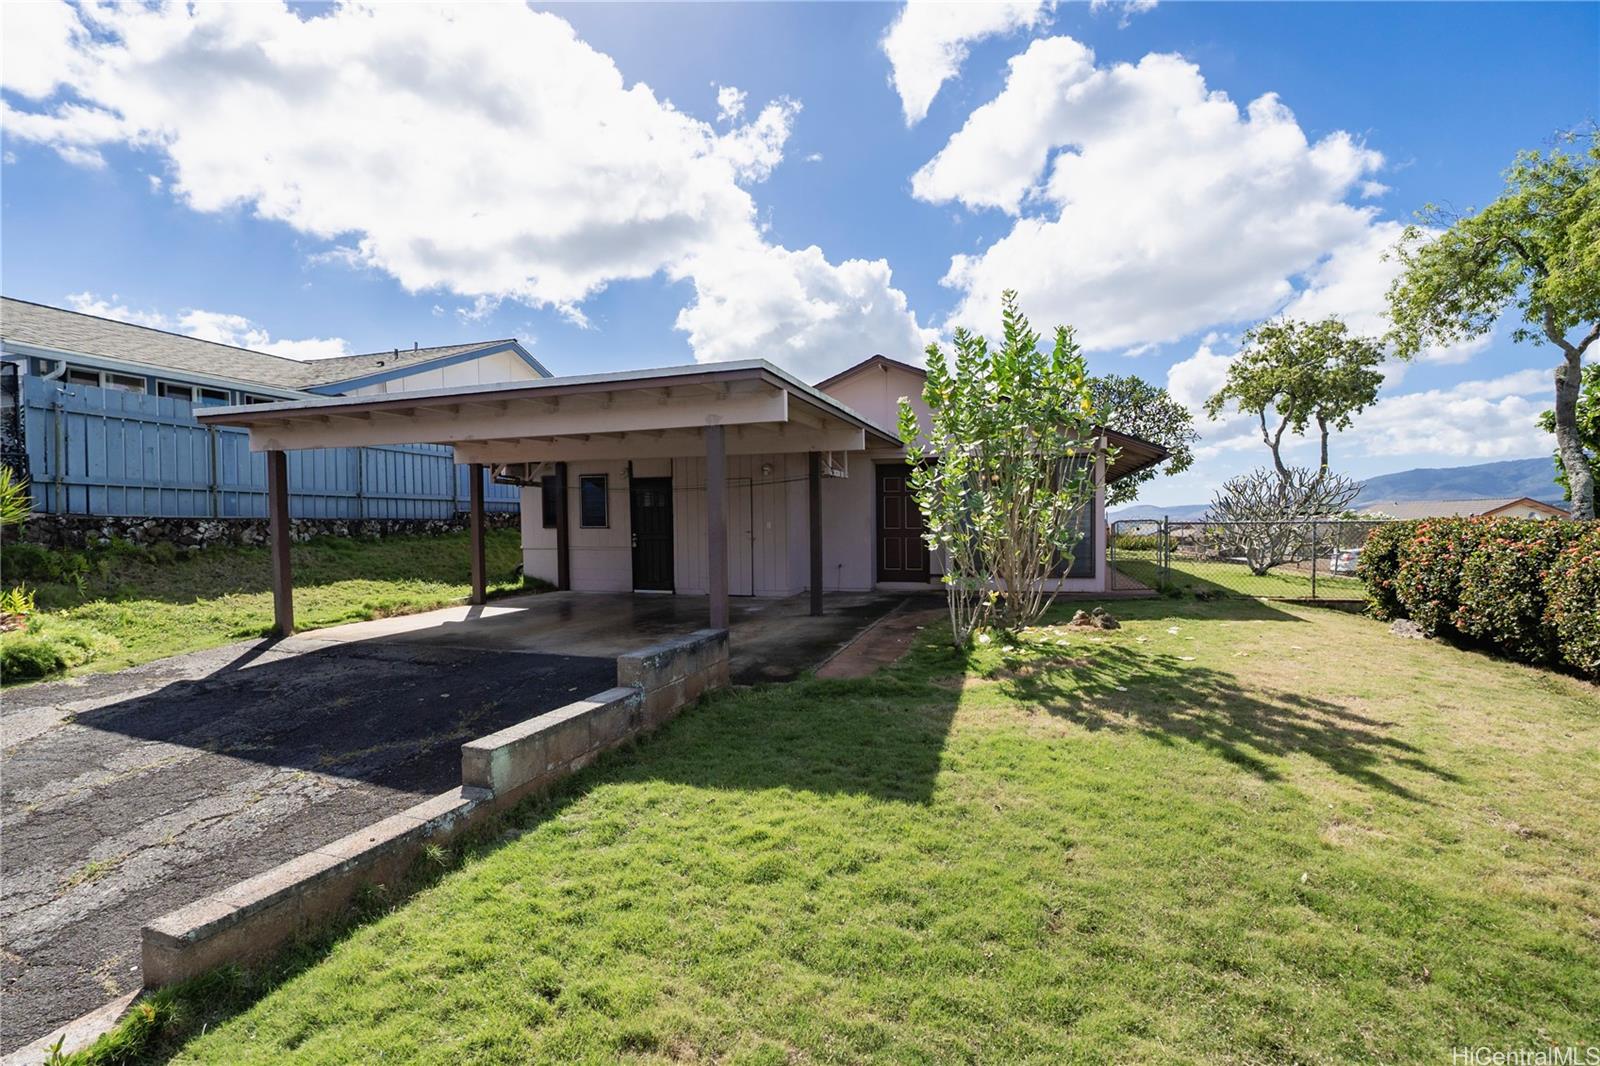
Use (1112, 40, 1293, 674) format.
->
(1346, 369, 1554, 460)
(1090, 0, 1158, 28)
(881, 1, 1051, 126)
(915, 36, 1388, 353)
(715, 84, 747, 124)
(6, 3, 924, 380)
(675, 241, 936, 370)
(66, 293, 352, 360)
(0, 0, 85, 100)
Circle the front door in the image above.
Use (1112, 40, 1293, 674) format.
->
(630, 478, 674, 591)
(876, 463, 929, 583)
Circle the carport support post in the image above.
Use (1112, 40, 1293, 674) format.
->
(706, 424, 729, 630)
(555, 461, 571, 591)
(468, 463, 487, 606)
(809, 451, 823, 616)
(266, 449, 294, 637)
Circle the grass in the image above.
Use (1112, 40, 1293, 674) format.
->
(1114, 555, 1366, 600)
(78, 597, 1600, 1064)
(3, 529, 531, 681)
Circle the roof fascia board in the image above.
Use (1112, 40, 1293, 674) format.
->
(0, 340, 315, 398)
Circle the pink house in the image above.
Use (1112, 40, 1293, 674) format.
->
(200, 353, 1167, 634)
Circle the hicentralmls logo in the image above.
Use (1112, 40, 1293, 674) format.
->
(1452, 1048, 1600, 1066)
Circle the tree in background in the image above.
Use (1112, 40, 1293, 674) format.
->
(1538, 363, 1600, 507)
(1387, 130, 1599, 519)
(900, 292, 1101, 644)
(1203, 317, 1385, 478)
(1089, 374, 1197, 506)
(1207, 466, 1362, 576)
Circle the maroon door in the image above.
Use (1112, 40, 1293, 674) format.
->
(876, 463, 929, 582)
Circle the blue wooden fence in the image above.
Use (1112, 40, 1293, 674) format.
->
(16, 376, 520, 518)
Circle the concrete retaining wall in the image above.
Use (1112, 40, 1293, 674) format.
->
(140, 628, 729, 988)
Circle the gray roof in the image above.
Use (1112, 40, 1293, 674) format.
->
(1356, 497, 1565, 519)
(0, 297, 518, 391)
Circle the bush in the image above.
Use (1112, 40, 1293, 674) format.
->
(1359, 516, 1600, 676)
(1454, 520, 1586, 663)
(1544, 526, 1600, 678)
(0, 618, 119, 683)
(1357, 521, 1414, 619)
(1393, 517, 1484, 634)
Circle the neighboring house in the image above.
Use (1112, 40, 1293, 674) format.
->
(1356, 497, 1568, 521)
(199, 352, 1170, 632)
(0, 297, 547, 516)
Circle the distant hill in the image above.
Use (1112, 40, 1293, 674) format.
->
(1352, 456, 1560, 505)
(1110, 457, 1562, 522)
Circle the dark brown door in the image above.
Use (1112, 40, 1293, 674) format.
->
(630, 478, 674, 591)
(877, 463, 929, 583)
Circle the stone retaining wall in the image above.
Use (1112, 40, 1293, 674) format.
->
(139, 628, 730, 989)
(16, 511, 520, 551)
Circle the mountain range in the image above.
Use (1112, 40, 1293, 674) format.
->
(1110, 456, 1562, 522)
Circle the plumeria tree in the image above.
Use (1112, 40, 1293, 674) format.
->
(899, 292, 1102, 644)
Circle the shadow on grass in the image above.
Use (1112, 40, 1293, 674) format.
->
(986, 613, 1457, 802)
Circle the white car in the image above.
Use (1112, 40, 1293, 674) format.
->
(1329, 548, 1362, 575)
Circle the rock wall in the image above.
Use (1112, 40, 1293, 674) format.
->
(16, 512, 521, 551)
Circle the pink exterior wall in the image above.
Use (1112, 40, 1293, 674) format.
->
(516, 359, 1111, 597)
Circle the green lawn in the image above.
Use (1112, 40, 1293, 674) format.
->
(1114, 555, 1366, 600)
(83, 597, 1600, 1064)
(2, 529, 529, 680)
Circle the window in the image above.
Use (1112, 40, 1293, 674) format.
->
(579, 475, 608, 528)
(1051, 505, 1097, 579)
(64, 367, 100, 387)
(157, 382, 193, 402)
(541, 476, 560, 529)
(240, 394, 274, 404)
(195, 387, 230, 407)
(103, 373, 146, 394)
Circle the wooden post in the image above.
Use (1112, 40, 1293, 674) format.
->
(468, 462, 487, 606)
(554, 461, 571, 591)
(706, 425, 728, 630)
(808, 450, 823, 617)
(266, 449, 294, 637)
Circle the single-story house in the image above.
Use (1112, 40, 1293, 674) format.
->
(1356, 497, 1568, 521)
(196, 351, 1168, 634)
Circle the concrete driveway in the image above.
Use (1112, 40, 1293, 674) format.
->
(0, 589, 906, 1051)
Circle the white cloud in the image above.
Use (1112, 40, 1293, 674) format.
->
(7, 3, 920, 380)
(66, 293, 351, 360)
(1089, 0, 1158, 29)
(1347, 369, 1554, 460)
(881, 1, 1051, 126)
(675, 241, 937, 377)
(1281, 221, 1491, 364)
(715, 84, 747, 124)
(915, 36, 1387, 353)
(0, 0, 85, 100)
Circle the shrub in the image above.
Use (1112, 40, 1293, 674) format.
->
(1544, 525, 1600, 678)
(1357, 521, 1414, 619)
(1392, 517, 1485, 634)
(0, 619, 118, 683)
(1454, 520, 1585, 663)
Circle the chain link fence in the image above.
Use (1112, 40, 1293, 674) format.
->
(1109, 518, 1390, 601)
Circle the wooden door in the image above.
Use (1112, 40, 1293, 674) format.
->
(876, 463, 929, 583)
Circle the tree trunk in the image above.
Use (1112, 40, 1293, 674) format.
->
(1552, 350, 1596, 519)
(1315, 412, 1330, 472)
(1260, 411, 1289, 481)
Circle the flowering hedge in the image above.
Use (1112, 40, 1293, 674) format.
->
(1357, 517, 1599, 677)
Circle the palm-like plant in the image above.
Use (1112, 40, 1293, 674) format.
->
(0, 464, 31, 529)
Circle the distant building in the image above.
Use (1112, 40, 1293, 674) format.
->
(1356, 497, 1568, 520)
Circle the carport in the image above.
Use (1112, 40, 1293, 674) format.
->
(197, 361, 899, 635)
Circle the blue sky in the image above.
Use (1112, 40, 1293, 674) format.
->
(1, 1, 1595, 505)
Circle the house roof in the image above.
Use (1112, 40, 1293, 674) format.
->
(0, 296, 527, 392)
(814, 353, 1171, 482)
(1356, 497, 1568, 520)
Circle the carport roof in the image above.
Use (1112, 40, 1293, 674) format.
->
(197, 359, 903, 462)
